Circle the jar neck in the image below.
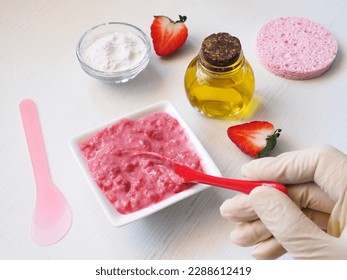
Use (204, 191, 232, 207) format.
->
(198, 50, 245, 73)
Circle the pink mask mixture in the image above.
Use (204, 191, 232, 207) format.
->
(79, 112, 204, 214)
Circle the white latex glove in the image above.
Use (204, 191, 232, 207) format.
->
(220, 145, 347, 259)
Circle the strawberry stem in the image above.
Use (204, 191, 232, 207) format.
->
(258, 129, 282, 158)
(153, 15, 187, 23)
(178, 15, 187, 23)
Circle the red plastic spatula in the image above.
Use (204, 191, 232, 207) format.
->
(20, 99, 72, 245)
(134, 152, 287, 195)
(172, 162, 287, 194)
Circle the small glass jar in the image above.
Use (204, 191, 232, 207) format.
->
(184, 33, 255, 119)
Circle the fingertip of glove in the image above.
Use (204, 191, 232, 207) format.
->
(229, 229, 250, 247)
(219, 201, 230, 218)
(219, 199, 238, 220)
(241, 158, 271, 178)
(240, 161, 253, 178)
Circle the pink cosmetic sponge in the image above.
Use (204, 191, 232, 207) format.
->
(256, 16, 338, 80)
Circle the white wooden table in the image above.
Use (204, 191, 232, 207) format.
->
(1, 0, 347, 260)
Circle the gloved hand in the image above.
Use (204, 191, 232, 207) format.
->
(220, 145, 347, 259)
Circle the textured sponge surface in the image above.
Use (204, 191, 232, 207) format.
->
(256, 17, 338, 80)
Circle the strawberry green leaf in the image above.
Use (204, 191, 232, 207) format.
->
(179, 15, 187, 22)
(258, 129, 282, 158)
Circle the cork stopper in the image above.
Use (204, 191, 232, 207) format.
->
(200, 33, 241, 70)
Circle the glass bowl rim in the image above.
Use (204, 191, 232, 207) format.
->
(76, 21, 151, 78)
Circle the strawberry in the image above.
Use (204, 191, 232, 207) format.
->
(150, 15, 188, 56)
(227, 121, 282, 158)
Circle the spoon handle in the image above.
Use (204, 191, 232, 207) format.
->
(20, 99, 52, 189)
(174, 163, 287, 194)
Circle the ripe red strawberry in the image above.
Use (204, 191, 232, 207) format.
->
(150, 15, 188, 56)
(227, 121, 282, 158)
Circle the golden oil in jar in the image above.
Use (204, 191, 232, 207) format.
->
(184, 33, 255, 119)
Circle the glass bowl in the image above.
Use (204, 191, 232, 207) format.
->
(76, 22, 151, 83)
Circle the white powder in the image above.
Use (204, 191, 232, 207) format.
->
(82, 31, 147, 72)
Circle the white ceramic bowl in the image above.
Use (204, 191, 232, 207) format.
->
(70, 101, 221, 226)
(76, 22, 151, 83)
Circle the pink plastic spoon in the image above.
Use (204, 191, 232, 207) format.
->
(20, 99, 72, 246)
(134, 151, 287, 195)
